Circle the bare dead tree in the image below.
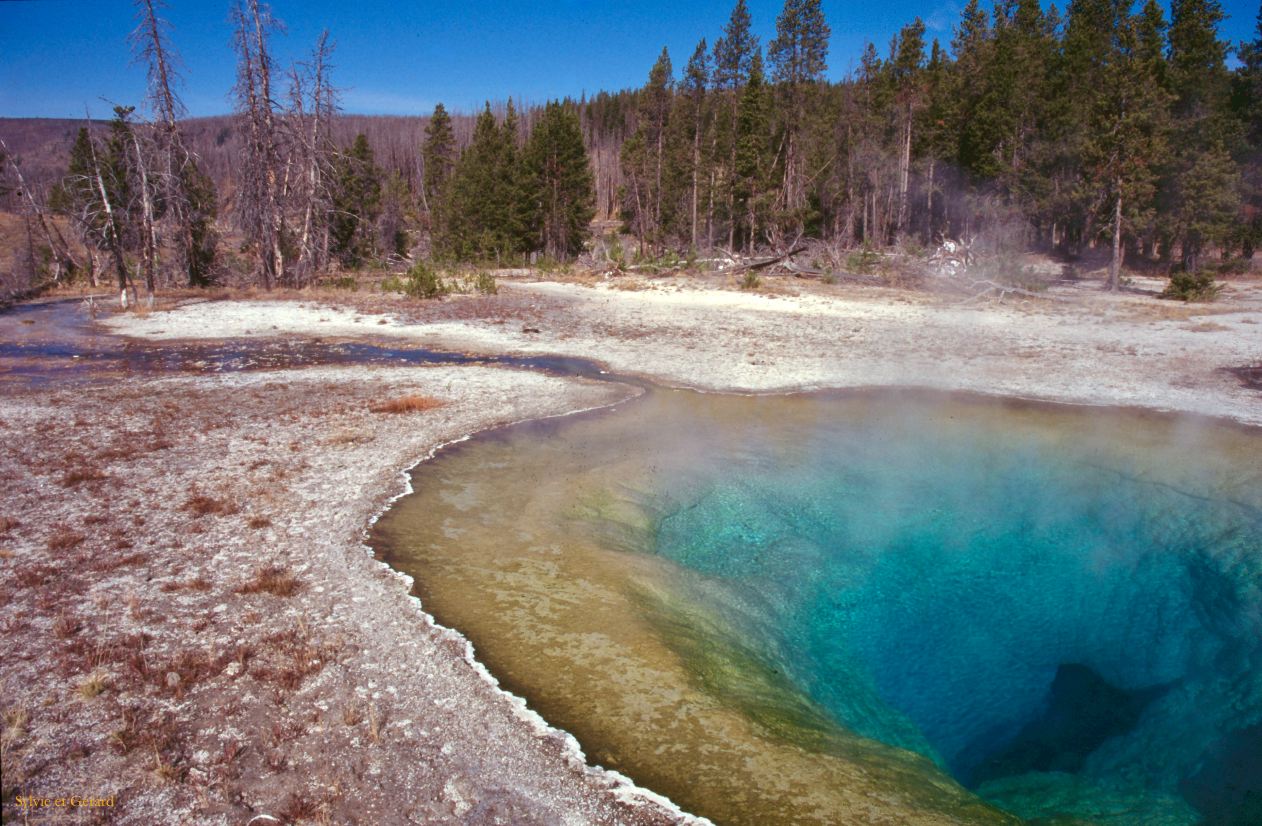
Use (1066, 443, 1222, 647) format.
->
(288, 31, 338, 285)
(232, 0, 286, 288)
(133, 0, 213, 287)
(123, 114, 159, 297)
(1, 139, 81, 284)
(82, 115, 136, 307)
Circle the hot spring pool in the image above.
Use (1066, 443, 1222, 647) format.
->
(373, 389, 1262, 825)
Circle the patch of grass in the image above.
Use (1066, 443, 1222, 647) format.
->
(324, 428, 373, 446)
(77, 670, 109, 699)
(47, 528, 86, 552)
(321, 275, 359, 291)
(246, 515, 272, 529)
(280, 793, 320, 822)
(2, 707, 29, 763)
(16, 563, 57, 587)
(369, 394, 443, 414)
(61, 465, 107, 487)
(341, 704, 364, 727)
(238, 565, 302, 597)
(0, 516, 18, 535)
(53, 612, 80, 638)
(183, 493, 239, 517)
(740, 271, 761, 290)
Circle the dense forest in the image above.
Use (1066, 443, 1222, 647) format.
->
(1, 0, 1260, 299)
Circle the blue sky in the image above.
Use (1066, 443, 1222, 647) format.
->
(0, 1, 1257, 119)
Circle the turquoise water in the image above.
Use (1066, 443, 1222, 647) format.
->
(651, 403, 1262, 822)
(377, 389, 1262, 824)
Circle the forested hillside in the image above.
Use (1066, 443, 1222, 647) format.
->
(2, 0, 1259, 298)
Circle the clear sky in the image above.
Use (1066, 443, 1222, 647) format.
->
(0, 0, 1257, 120)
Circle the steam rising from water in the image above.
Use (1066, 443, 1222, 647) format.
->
(375, 389, 1262, 825)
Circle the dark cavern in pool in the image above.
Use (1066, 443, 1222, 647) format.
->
(374, 388, 1262, 825)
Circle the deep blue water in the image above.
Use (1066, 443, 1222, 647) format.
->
(650, 404, 1262, 823)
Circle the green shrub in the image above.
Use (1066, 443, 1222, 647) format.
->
(382, 263, 449, 299)
(740, 271, 761, 290)
(1214, 258, 1251, 276)
(472, 272, 498, 295)
(322, 275, 358, 291)
(1162, 270, 1221, 302)
(405, 262, 449, 299)
(846, 245, 882, 275)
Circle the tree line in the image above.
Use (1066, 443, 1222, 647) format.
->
(7, 0, 595, 300)
(4, 0, 1259, 299)
(607, 0, 1261, 288)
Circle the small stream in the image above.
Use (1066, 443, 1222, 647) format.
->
(0, 298, 623, 388)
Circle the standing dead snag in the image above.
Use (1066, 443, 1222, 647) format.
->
(1, 140, 81, 285)
(132, 0, 219, 288)
(289, 31, 338, 285)
(232, 2, 339, 289)
(232, 0, 285, 289)
(83, 115, 136, 308)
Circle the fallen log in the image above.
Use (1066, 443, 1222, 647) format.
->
(954, 279, 1074, 304)
(722, 245, 809, 275)
(782, 262, 886, 285)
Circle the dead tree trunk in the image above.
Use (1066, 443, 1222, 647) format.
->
(897, 116, 912, 236)
(130, 131, 159, 296)
(1, 139, 80, 280)
(1108, 180, 1123, 292)
(86, 126, 134, 307)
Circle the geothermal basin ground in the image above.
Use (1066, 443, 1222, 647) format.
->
(1, 269, 1260, 824)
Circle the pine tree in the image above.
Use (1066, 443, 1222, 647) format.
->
(891, 19, 926, 236)
(180, 161, 219, 285)
(1167, 0, 1240, 268)
(918, 40, 956, 238)
(682, 39, 710, 249)
(769, 0, 830, 227)
(734, 50, 773, 251)
(438, 104, 523, 261)
(523, 101, 596, 259)
(422, 103, 455, 217)
(714, 0, 759, 248)
(330, 133, 383, 265)
(1232, 3, 1262, 256)
(1080, 2, 1174, 289)
(951, 0, 994, 181)
(621, 48, 674, 254)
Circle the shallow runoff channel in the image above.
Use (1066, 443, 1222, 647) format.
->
(9, 299, 1262, 825)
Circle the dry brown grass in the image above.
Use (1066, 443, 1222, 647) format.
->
(369, 394, 443, 414)
(61, 464, 107, 487)
(47, 528, 86, 552)
(0, 516, 18, 535)
(237, 565, 302, 597)
(324, 428, 373, 446)
(183, 493, 240, 517)
(76, 670, 109, 699)
(246, 515, 272, 530)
